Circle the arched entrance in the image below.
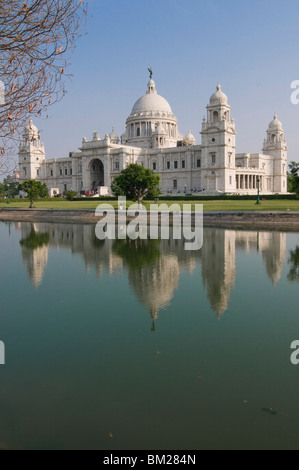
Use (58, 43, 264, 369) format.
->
(89, 159, 104, 190)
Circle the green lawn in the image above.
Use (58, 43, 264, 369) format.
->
(1, 198, 299, 211)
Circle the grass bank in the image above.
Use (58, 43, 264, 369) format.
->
(1, 198, 299, 212)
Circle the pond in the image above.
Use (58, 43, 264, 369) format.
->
(0, 221, 299, 450)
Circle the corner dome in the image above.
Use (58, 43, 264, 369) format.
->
(210, 84, 228, 105)
(24, 119, 38, 135)
(269, 114, 282, 131)
(184, 130, 196, 145)
(130, 79, 173, 115)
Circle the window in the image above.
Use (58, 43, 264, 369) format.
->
(213, 111, 218, 123)
(64, 184, 67, 191)
(167, 161, 170, 170)
(182, 160, 185, 169)
(70, 168, 72, 176)
(36, 169, 40, 176)
(50, 170, 53, 177)
(212, 138, 216, 143)
(23, 168, 27, 176)
(79, 165, 82, 173)
(115, 161, 119, 170)
(137, 127, 140, 137)
(65, 168, 68, 176)
(197, 159, 201, 168)
(152, 162, 156, 170)
(173, 180, 177, 189)
(211, 171, 215, 175)
(174, 161, 178, 169)
(211, 154, 216, 165)
(60, 169, 62, 176)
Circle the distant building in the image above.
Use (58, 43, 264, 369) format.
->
(18, 73, 288, 195)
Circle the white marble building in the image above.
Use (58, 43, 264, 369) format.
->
(18, 74, 288, 195)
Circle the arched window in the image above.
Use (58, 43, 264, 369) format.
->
(213, 111, 219, 123)
(137, 127, 140, 137)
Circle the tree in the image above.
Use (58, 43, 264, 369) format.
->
(0, 0, 87, 163)
(111, 164, 160, 206)
(63, 189, 77, 201)
(287, 161, 299, 195)
(0, 178, 20, 197)
(19, 179, 49, 207)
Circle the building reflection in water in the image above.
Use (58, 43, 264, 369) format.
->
(14, 222, 288, 325)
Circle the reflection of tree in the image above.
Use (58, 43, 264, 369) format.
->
(287, 247, 299, 282)
(20, 229, 50, 250)
(112, 238, 160, 270)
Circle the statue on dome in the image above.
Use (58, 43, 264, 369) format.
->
(148, 67, 153, 80)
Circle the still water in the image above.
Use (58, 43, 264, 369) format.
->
(0, 221, 299, 450)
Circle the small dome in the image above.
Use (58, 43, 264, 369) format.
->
(184, 130, 196, 144)
(109, 128, 119, 143)
(210, 84, 228, 105)
(268, 114, 282, 131)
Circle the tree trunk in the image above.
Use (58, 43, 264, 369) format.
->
(29, 199, 34, 208)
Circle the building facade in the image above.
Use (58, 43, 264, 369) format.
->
(18, 75, 288, 195)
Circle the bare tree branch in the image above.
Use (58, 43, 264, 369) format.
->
(0, 0, 87, 172)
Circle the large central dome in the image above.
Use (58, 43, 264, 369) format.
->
(131, 79, 173, 115)
(124, 76, 179, 149)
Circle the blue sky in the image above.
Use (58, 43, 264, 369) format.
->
(34, 0, 299, 163)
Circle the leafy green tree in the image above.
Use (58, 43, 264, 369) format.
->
(111, 163, 160, 206)
(63, 189, 77, 201)
(0, 178, 19, 197)
(19, 179, 48, 207)
(287, 161, 299, 195)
